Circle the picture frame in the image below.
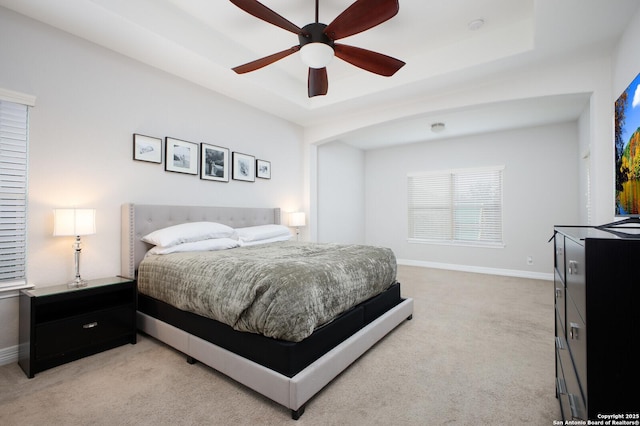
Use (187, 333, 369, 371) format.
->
(256, 159, 271, 179)
(165, 137, 198, 175)
(133, 134, 162, 164)
(232, 152, 255, 182)
(200, 143, 229, 182)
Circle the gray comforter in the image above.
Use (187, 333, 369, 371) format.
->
(137, 241, 397, 342)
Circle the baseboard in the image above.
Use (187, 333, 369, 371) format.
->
(397, 259, 554, 281)
(0, 344, 18, 366)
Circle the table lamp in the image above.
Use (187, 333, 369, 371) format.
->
(53, 208, 96, 288)
(288, 212, 306, 241)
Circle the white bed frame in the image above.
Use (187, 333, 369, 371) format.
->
(121, 204, 414, 419)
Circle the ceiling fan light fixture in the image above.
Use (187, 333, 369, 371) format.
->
(300, 42, 335, 69)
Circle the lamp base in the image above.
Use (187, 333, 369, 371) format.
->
(68, 236, 88, 288)
(67, 278, 88, 289)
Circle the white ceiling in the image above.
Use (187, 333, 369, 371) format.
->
(1, 0, 638, 149)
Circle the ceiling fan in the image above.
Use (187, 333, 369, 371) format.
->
(230, 0, 406, 98)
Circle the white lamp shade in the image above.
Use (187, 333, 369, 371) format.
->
(300, 43, 334, 69)
(289, 212, 306, 227)
(53, 208, 96, 236)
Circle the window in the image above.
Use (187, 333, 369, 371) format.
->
(0, 98, 29, 290)
(408, 166, 504, 246)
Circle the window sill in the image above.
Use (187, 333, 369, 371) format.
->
(407, 238, 505, 249)
(0, 282, 35, 300)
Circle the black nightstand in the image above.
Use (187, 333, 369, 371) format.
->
(18, 276, 137, 378)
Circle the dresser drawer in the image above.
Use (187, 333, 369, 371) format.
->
(556, 350, 569, 418)
(36, 305, 133, 360)
(556, 333, 586, 420)
(564, 238, 585, 322)
(555, 305, 565, 340)
(566, 294, 587, 400)
(555, 233, 565, 282)
(554, 270, 565, 334)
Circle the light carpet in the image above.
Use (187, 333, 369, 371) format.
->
(0, 266, 561, 425)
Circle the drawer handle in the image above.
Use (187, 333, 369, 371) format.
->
(555, 288, 562, 299)
(568, 260, 578, 275)
(556, 377, 567, 395)
(83, 322, 98, 329)
(569, 322, 580, 340)
(555, 336, 567, 350)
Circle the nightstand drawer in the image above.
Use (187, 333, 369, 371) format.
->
(36, 305, 133, 360)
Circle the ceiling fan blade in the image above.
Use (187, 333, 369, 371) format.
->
(334, 43, 405, 76)
(324, 0, 399, 40)
(229, 0, 303, 35)
(308, 67, 328, 97)
(232, 46, 300, 74)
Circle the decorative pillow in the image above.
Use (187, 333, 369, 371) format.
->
(234, 224, 292, 242)
(142, 222, 236, 247)
(148, 238, 239, 255)
(238, 234, 292, 247)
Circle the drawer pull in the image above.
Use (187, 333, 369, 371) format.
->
(555, 288, 562, 299)
(556, 377, 567, 395)
(555, 336, 567, 350)
(568, 260, 578, 274)
(83, 322, 98, 329)
(569, 322, 580, 340)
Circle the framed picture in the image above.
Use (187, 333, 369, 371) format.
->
(133, 134, 162, 163)
(256, 159, 271, 179)
(232, 152, 255, 182)
(200, 143, 229, 182)
(165, 137, 198, 175)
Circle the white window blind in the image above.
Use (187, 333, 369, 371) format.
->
(0, 100, 29, 288)
(408, 166, 503, 246)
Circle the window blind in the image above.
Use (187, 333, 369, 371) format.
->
(408, 166, 503, 246)
(0, 100, 29, 288)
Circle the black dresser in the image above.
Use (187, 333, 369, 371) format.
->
(553, 226, 639, 421)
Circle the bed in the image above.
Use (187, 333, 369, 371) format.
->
(120, 204, 414, 419)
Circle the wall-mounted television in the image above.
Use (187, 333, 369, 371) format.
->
(614, 71, 640, 218)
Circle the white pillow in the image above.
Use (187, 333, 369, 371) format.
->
(148, 238, 239, 255)
(142, 222, 236, 247)
(239, 234, 292, 246)
(235, 224, 292, 242)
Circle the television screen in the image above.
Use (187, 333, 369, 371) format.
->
(615, 71, 640, 217)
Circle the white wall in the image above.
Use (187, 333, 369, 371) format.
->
(613, 5, 640, 112)
(307, 54, 615, 232)
(364, 122, 580, 278)
(317, 141, 365, 243)
(578, 103, 592, 224)
(0, 8, 304, 360)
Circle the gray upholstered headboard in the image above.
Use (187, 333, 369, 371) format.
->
(120, 204, 281, 279)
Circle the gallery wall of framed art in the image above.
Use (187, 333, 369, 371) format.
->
(132, 133, 271, 184)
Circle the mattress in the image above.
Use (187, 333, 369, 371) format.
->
(137, 241, 397, 342)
